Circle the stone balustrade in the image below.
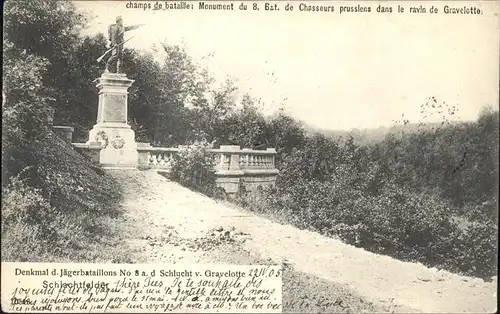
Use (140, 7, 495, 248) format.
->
(137, 144, 279, 194)
(238, 148, 277, 170)
(70, 140, 278, 194)
(137, 144, 179, 171)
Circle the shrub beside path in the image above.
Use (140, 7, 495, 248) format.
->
(109, 169, 497, 313)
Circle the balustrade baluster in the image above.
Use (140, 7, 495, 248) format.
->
(243, 155, 248, 168)
(213, 154, 220, 169)
(218, 154, 224, 169)
(239, 154, 244, 168)
(165, 153, 170, 166)
(222, 154, 226, 169)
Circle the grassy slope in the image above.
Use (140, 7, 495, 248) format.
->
(1, 132, 129, 263)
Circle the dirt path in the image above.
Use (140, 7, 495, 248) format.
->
(109, 169, 497, 313)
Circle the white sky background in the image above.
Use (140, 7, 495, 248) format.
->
(74, 1, 499, 131)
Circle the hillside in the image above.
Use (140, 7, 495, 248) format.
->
(105, 169, 497, 313)
(1, 132, 127, 263)
(2, 137, 496, 312)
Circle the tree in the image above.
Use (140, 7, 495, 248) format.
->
(222, 94, 267, 148)
(3, 0, 88, 123)
(190, 78, 238, 144)
(264, 112, 307, 163)
(122, 43, 213, 146)
(122, 49, 165, 143)
(58, 34, 108, 141)
(3, 0, 86, 59)
(2, 39, 52, 187)
(2, 0, 109, 142)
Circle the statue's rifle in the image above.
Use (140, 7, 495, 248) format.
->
(96, 36, 134, 63)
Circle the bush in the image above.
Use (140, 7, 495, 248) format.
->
(236, 174, 497, 278)
(245, 110, 498, 278)
(169, 141, 218, 196)
(363, 186, 454, 256)
(2, 40, 52, 152)
(2, 173, 54, 260)
(438, 204, 498, 278)
(455, 217, 498, 277)
(1, 131, 124, 263)
(2, 173, 88, 261)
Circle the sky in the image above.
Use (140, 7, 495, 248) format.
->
(74, 1, 499, 131)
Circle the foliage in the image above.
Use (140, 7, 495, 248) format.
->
(3, 0, 89, 127)
(221, 94, 267, 147)
(124, 43, 212, 146)
(2, 39, 54, 188)
(263, 111, 307, 165)
(2, 175, 59, 261)
(1, 134, 123, 262)
(58, 34, 107, 141)
(2, 0, 126, 263)
(3, 0, 86, 61)
(237, 108, 498, 278)
(168, 141, 218, 196)
(2, 40, 51, 142)
(376, 107, 499, 207)
(190, 79, 239, 144)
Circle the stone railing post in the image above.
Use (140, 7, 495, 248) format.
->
(220, 145, 241, 170)
(216, 145, 243, 194)
(137, 142, 152, 169)
(47, 107, 55, 128)
(267, 148, 276, 168)
(53, 126, 74, 143)
(72, 142, 102, 165)
(87, 142, 102, 165)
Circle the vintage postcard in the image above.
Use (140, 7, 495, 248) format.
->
(2, 0, 498, 313)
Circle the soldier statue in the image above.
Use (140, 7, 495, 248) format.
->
(97, 16, 144, 73)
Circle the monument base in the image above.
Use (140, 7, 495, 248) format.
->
(88, 71, 137, 168)
(87, 123, 138, 168)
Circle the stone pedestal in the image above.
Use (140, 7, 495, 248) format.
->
(215, 145, 244, 194)
(53, 126, 74, 143)
(87, 72, 137, 168)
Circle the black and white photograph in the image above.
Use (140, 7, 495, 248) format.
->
(2, 0, 498, 313)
